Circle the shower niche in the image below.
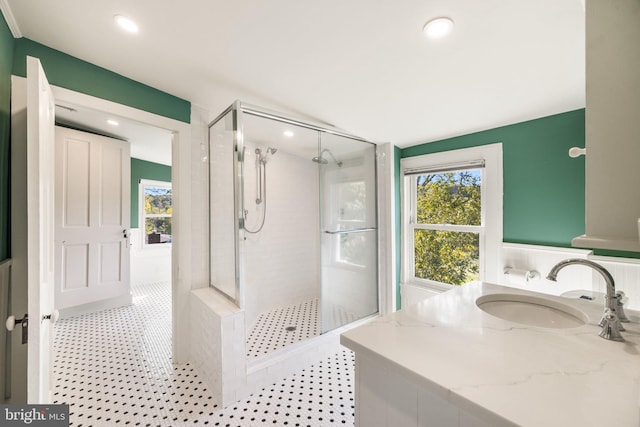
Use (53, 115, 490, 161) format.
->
(208, 102, 379, 360)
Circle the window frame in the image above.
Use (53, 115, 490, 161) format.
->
(139, 179, 173, 249)
(401, 144, 503, 292)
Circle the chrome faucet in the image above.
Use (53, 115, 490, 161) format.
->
(546, 258, 628, 342)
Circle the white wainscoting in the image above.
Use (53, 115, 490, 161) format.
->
(401, 243, 640, 311)
(129, 228, 172, 285)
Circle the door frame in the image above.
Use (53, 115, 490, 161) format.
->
(49, 85, 193, 364)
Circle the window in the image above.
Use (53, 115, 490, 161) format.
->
(402, 144, 502, 291)
(140, 179, 172, 246)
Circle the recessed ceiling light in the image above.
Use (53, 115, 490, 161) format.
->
(283, 130, 294, 137)
(114, 15, 139, 33)
(423, 17, 454, 39)
(107, 119, 119, 126)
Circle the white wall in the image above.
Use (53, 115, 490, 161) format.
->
(129, 228, 172, 285)
(401, 242, 640, 312)
(243, 141, 320, 329)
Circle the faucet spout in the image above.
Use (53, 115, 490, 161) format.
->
(546, 258, 624, 342)
(546, 259, 616, 298)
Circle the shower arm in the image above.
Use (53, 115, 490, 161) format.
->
(320, 149, 343, 167)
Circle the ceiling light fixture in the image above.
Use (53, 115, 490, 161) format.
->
(114, 15, 139, 33)
(107, 119, 119, 126)
(283, 130, 294, 137)
(423, 17, 454, 39)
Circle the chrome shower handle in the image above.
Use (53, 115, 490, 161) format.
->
(324, 228, 376, 235)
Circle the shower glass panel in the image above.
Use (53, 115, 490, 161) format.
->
(208, 101, 378, 359)
(209, 108, 239, 302)
(319, 133, 378, 333)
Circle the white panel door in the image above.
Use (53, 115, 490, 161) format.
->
(25, 57, 56, 403)
(54, 126, 130, 310)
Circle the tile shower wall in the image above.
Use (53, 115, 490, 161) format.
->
(190, 288, 246, 406)
(243, 142, 320, 329)
(190, 105, 211, 290)
(189, 287, 353, 407)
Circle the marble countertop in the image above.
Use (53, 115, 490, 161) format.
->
(340, 282, 640, 427)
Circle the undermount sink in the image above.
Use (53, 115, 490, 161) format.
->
(476, 293, 589, 329)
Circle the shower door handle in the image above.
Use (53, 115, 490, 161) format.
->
(324, 227, 377, 235)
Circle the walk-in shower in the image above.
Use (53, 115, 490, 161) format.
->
(208, 101, 378, 359)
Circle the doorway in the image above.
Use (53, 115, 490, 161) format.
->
(7, 71, 193, 403)
(49, 83, 193, 364)
(54, 105, 175, 299)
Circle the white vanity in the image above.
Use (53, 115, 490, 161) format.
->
(340, 282, 640, 427)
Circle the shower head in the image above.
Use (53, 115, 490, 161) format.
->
(257, 147, 278, 164)
(312, 156, 329, 164)
(312, 149, 342, 167)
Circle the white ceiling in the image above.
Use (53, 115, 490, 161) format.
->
(3, 0, 585, 152)
(55, 102, 173, 165)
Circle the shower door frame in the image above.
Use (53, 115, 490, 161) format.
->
(207, 102, 245, 306)
(209, 101, 380, 316)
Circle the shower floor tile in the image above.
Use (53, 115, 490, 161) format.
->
(246, 299, 359, 359)
(53, 281, 355, 426)
(246, 299, 320, 359)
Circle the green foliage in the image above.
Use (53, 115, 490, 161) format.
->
(414, 171, 481, 285)
(144, 189, 172, 215)
(144, 188, 172, 236)
(145, 218, 171, 236)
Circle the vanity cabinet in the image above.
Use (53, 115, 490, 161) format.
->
(572, 0, 640, 251)
(352, 352, 493, 427)
(341, 282, 640, 427)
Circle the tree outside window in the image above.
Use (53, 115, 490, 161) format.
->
(141, 180, 172, 245)
(412, 169, 482, 286)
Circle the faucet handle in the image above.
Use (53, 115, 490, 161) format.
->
(615, 291, 630, 323)
(598, 309, 625, 342)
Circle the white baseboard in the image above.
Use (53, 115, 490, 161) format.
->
(59, 293, 132, 319)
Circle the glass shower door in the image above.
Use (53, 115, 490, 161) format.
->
(319, 133, 378, 333)
(209, 108, 240, 304)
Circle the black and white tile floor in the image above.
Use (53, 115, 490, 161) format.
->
(246, 299, 320, 359)
(246, 300, 359, 359)
(52, 281, 355, 426)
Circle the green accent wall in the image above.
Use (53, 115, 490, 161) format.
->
(0, 14, 14, 261)
(0, 32, 189, 261)
(12, 38, 190, 124)
(130, 158, 171, 228)
(401, 109, 586, 248)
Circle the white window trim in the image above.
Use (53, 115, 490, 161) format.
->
(400, 143, 503, 291)
(139, 179, 173, 250)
